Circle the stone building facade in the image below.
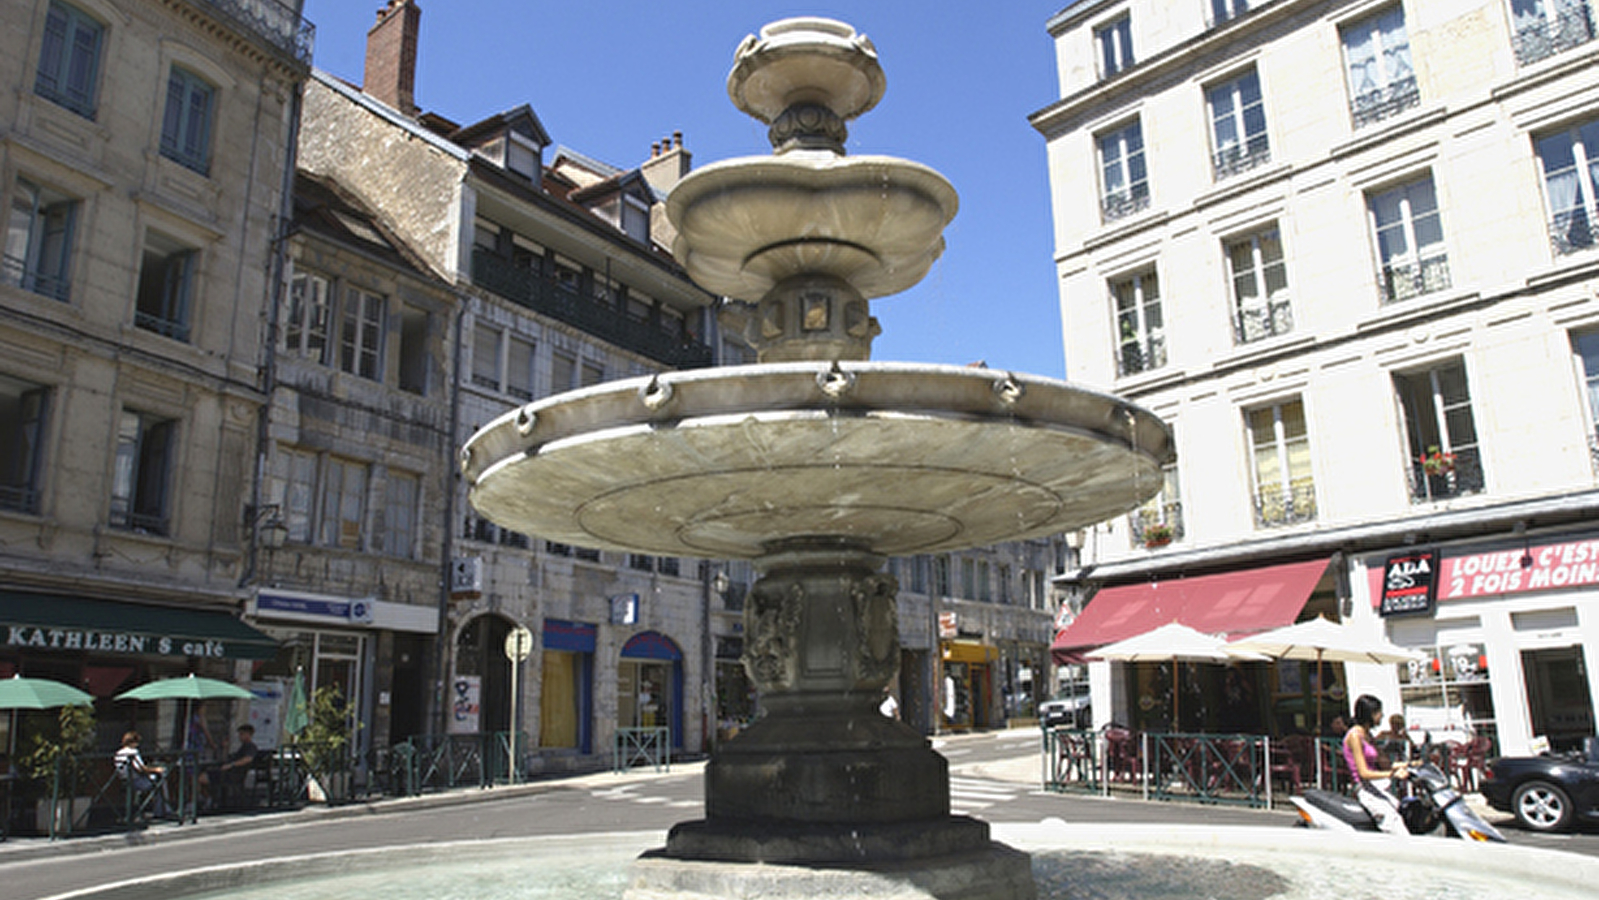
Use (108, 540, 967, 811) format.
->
(0, 0, 311, 759)
(1037, 0, 1599, 753)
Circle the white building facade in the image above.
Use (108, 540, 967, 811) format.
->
(1037, 0, 1599, 754)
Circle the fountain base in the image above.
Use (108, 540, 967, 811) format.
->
(627, 835, 1036, 900)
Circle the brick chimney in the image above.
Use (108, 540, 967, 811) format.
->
(641, 130, 691, 194)
(365, 0, 421, 115)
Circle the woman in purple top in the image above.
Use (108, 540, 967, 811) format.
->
(1343, 694, 1409, 834)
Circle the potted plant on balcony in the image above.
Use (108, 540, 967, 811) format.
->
(1419, 445, 1456, 476)
(1143, 522, 1175, 548)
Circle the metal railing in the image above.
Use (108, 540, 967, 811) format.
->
(1405, 446, 1485, 503)
(472, 249, 713, 370)
(1550, 210, 1596, 257)
(614, 727, 671, 774)
(1042, 728, 1345, 809)
(1378, 252, 1452, 305)
(1512, 3, 1596, 66)
(1212, 134, 1271, 180)
(189, 0, 315, 66)
(2, 253, 70, 302)
(1233, 297, 1294, 344)
(388, 732, 519, 796)
(1253, 479, 1317, 528)
(1101, 187, 1151, 223)
(1349, 76, 1421, 129)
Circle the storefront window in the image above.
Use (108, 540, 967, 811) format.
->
(1397, 641, 1496, 751)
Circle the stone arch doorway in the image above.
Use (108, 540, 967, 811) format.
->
(619, 631, 684, 749)
(454, 613, 515, 735)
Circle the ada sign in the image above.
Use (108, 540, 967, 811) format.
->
(1380, 549, 1438, 617)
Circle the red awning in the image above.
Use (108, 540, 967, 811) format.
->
(1052, 558, 1331, 664)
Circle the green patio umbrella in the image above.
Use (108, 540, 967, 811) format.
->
(283, 668, 309, 740)
(116, 675, 255, 703)
(0, 675, 94, 758)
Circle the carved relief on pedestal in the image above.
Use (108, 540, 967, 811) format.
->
(852, 573, 899, 687)
(742, 580, 803, 691)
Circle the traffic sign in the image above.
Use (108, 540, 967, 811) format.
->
(504, 626, 534, 661)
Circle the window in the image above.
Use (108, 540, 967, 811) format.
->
(278, 447, 316, 543)
(629, 553, 654, 572)
(285, 271, 332, 362)
(1342, 7, 1419, 128)
(1510, 0, 1598, 66)
(998, 565, 1011, 604)
(1098, 120, 1149, 221)
(551, 351, 575, 393)
(5, 178, 76, 302)
(0, 375, 48, 514)
(506, 336, 535, 400)
(1130, 459, 1184, 545)
(1226, 227, 1292, 343)
(35, 2, 103, 118)
(1369, 176, 1450, 304)
(383, 471, 418, 558)
(977, 560, 992, 603)
(135, 231, 195, 341)
(1095, 17, 1134, 79)
(1536, 116, 1599, 256)
(1247, 399, 1315, 527)
(582, 360, 604, 388)
(339, 286, 384, 380)
(1395, 360, 1483, 502)
(1208, 0, 1252, 27)
(472, 325, 501, 391)
(1572, 331, 1599, 451)
(1208, 69, 1270, 179)
(961, 557, 976, 599)
(621, 196, 650, 243)
(110, 409, 175, 535)
(398, 305, 428, 395)
(933, 555, 951, 596)
(1112, 269, 1165, 376)
(160, 67, 214, 174)
(318, 457, 367, 550)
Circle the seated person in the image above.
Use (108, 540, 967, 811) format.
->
(200, 724, 258, 809)
(1375, 713, 1414, 765)
(114, 731, 170, 819)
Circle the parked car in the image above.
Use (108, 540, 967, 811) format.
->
(1479, 736, 1599, 832)
(1039, 687, 1091, 729)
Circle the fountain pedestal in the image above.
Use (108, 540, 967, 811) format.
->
(631, 540, 1037, 899)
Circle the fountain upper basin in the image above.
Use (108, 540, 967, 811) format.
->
(463, 361, 1173, 560)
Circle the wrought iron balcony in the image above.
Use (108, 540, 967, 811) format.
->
(1233, 297, 1293, 344)
(1205, 0, 1253, 29)
(109, 509, 169, 537)
(2, 254, 70, 302)
(1549, 210, 1596, 257)
(1213, 134, 1271, 180)
(472, 248, 713, 369)
(1253, 479, 1317, 528)
(1129, 504, 1184, 547)
(135, 311, 191, 343)
(1406, 446, 1485, 504)
(1378, 252, 1451, 305)
(1101, 187, 1151, 223)
(1512, 3, 1596, 66)
(1349, 76, 1421, 129)
(188, 0, 315, 67)
(1116, 334, 1166, 377)
(0, 484, 40, 515)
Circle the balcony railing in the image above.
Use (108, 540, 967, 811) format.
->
(135, 311, 191, 343)
(1406, 446, 1485, 504)
(1233, 297, 1293, 344)
(190, 0, 315, 66)
(1512, 3, 1596, 66)
(1253, 479, 1317, 528)
(2, 254, 70, 302)
(1116, 333, 1166, 377)
(1350, 76, 1421, 129)
(1129, 504, 1184, 547)
(0, 483, 40, 514)
(1212, 134, 1271, 180)
(109, 509, 170, 536)
(1550, 210, 1596, 257)
(1205, 0, 1253, 29)
(1378, 252, 1451, 305)
(472, 249, 712, 369)
(1101, 187, 1151, 223)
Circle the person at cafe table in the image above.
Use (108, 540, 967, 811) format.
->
(114, 731, 170, 819)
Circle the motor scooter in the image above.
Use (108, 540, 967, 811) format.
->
(1290, 758, 1507, 842)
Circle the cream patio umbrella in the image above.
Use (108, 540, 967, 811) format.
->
(1227, 615, 1423, 732)
(1088, 622, 1267, 729)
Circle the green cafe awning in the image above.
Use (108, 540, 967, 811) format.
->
(0, 591, 279, 660)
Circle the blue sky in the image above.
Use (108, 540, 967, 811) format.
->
(299, 1, 1069, 379)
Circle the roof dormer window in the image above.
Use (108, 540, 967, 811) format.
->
(506, 132, 541, 181)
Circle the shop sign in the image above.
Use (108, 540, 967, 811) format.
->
(1436, 537, 1599, 601)
(1380, 549, 1438, 617)
(938, 612, 958, 640)
(4, 626, 229, 658)
(258, 593, 373, 624)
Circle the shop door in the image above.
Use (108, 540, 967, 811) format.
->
(1521, 646, 1595, 752)
(540, 650, 579, 748)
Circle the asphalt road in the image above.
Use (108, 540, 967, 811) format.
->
(1, 729, 1593, 899)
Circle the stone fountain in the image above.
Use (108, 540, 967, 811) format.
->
(462, 17, 1173, 900)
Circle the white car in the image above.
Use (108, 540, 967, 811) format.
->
(1039, 688, 1091, 729)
